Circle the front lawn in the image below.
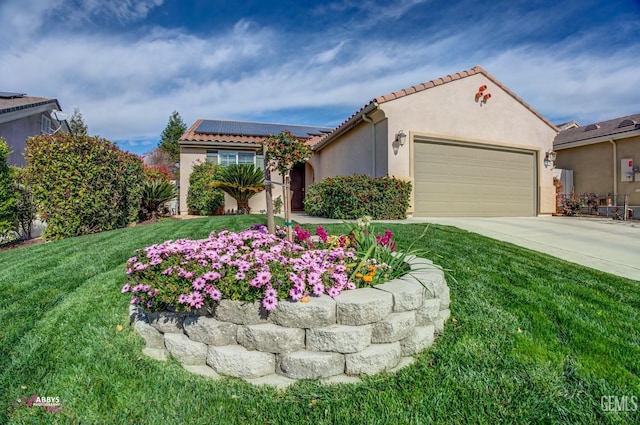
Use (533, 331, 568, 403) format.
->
(0, 216, 638, 424)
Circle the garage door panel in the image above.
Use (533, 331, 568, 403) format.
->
(414, 141, 536, 216)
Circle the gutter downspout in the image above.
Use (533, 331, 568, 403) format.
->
(609, 139, 617, 206)
(362, 112, 376, 176)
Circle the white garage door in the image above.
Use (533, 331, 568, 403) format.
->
(414, 140, 537, 216)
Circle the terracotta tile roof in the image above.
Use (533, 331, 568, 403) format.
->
(0, 94, 60, 115)
(554, 113, 640, 148)
(179, 119, 332, 146)
(311, 65, 557, 149)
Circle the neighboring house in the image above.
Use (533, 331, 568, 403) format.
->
(179, 65, 558, 217)
(0, 92, 70, 167)
(178, 119, 331, 214)
(554, 113, 640, 216)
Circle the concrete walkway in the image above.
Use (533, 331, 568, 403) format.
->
(291, 213, 640, 281)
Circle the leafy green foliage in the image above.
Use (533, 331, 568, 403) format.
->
(212, 164, 264, 213)
(10, 167, 37, 239)
(158, 111, 186, 162)
(187, 161, 225, 215)
(304, 174, 411, 219)
(25, 133, 145, 240)
(263, 130, 312, 176)
(140, 179, 176, 220)
(69, 107, 88, 135)
(0, 138, 17, 233)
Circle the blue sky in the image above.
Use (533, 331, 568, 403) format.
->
(1, 0, 639, 156)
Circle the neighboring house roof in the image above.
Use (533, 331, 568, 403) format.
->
(0, 92, 62, 123)
(312, 65, 558, 150)
(556, 120, 580, 131)
(179, 119, 332, 147)
(554, 113, 640, 149)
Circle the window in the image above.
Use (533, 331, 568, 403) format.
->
(41, 115, 51, 134)
(206, 150, 264, 170)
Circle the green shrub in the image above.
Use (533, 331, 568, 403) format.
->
(304, 175, 411, 219)
(25, 134, 145, 240)
(187, 161, 225, 215)
(0, 138, 17, 233)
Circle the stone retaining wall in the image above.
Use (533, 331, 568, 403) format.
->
(129, 255, 450, 388)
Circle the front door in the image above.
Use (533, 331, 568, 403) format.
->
(290, 162, 305, 211)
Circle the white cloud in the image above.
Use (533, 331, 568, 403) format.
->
(2, 0, 638, 155)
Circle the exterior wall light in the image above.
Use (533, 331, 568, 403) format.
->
(395, 130, 407, 146)
(544, 150, 557, 168)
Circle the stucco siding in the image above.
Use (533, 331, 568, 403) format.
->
(555, 136, 640, 205)
(311, 116, 387, 181)
(380, 73, 557, 214)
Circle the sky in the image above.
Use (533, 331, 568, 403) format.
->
(1, 0, 639, 156)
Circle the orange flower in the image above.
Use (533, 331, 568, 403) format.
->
(363, 275, 373, 283)
(355, 273, 363, 278)
(301, 296, 310, 303)
(367, 265, 376, 271)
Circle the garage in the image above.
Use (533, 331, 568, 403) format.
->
(413, 139, 537, 216)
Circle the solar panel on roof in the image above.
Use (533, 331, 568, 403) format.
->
(195, 120, 332, 139)
(0, 92, 26, 99)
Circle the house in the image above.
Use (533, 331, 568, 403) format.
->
(179, 65, 558, 217)
(308, 65, 558, 216)
(178, 119, 331, 214)
(0, 92, 70, 167)
(554, 113, 640, 217)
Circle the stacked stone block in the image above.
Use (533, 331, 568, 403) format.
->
(130, 257, 450, 388)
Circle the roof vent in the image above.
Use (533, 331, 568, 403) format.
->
(584, 124, 600, 131)
(618, 119, 636, 128)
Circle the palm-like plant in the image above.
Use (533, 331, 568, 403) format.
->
(212, 164, 265, 214)
(140, 179, 176, 220)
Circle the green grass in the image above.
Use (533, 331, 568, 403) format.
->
(0, 216, 638, 424)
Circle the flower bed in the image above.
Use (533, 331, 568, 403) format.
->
(129, 255, 450, 387)
(123, 220, 450, 386)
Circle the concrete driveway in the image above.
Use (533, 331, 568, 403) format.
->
(291, 213, 640, 281)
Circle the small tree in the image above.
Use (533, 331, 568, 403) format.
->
(11, 167, 37, 239)
(262, 131, 312, 240)
(69, 107, 88, 135)
(159, 111, 186, 163)
(144, 147, 175, 176)
(212, 164, 265, 214)
(0, 138, 17, 234)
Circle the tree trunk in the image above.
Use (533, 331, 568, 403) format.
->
(264, 144, 275, 233)
(284, 173, 292, 242)
(237, 200, 250, 214)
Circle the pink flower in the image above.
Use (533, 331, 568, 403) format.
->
(210, 288, 221, 301)
(121, 284, 130, 293)
(262, 296, 277, 311)
(316, 226, 328, 242)
(294, 225, 310, 242)
(327, 287, 340, 297)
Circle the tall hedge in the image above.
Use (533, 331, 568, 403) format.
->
(25, 134, 145, 240)
(304, 175, 411, 220)
(0, 137, 16, 233)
